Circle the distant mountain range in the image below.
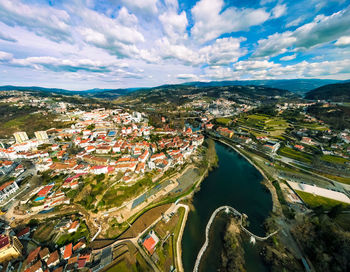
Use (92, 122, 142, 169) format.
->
(0, 78, 345, 98)
(305, 82, 350, 102)
(0, 85, 134, 96)
(181, 79, 341, 95)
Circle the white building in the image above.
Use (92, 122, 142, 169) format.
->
(34, 131, 48, 141)
(0, 181, 19, 202)
(13, 132, 28, 144)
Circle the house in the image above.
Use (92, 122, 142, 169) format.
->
(294, 145, 304, 151)
(96, 145, 112, 154)
(205, 123, 214, 130)
(77, 253, 91, 269)
(138, 150, 149, 162)
(46, 251, 60, 268)
(115, 162, 137, 172)
(0, 180, 19, 202)
(142, 231, 159, 255)
(301, 137, 316, 145)
(25, 246, 41, 267)
(82, 155, 108, 166)
(263, 141, 280, 153)
(62, 243, 72, 260)
(135, 162, 145, 174)
(39, 247, 50, 262)
(68, 221, 80, 233)
(150, 152, 166, 162)
(216, 127, 234, 138)
(73, 240, 86, 252)
(24, 260, 43, 272)
(17, 227, 30, 240)
(90, 165, 108, 175)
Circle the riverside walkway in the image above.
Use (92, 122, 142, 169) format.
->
(193, 205, 279, 272)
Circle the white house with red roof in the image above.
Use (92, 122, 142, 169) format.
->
(0, 180, 19, 202)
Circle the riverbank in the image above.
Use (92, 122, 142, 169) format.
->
(217, 139, 282, 216)
(181, 140, 273, 271)
(175, 139, 219, 271)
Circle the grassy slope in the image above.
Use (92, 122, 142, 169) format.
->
(295, 190, 349, 210)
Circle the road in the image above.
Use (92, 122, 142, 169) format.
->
(92, 203, 188, 272)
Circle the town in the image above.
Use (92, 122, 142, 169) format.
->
(0, 83, 349, 272)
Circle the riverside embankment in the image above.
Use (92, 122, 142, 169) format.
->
(181, 141, 273, 272)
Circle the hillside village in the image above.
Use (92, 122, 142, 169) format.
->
(0, 86, 350, 272)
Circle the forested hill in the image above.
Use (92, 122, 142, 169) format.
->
(305, 82, 350, 102)
(123, 84, 294, 106)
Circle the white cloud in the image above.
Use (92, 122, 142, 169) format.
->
(121, 0, 158, 16)
(272, 4, 287, 19)
(286, 17, 304, 28)
(280, 54, 297, 61)
(176, 73, 199, 80)
(199, 37, 247, 65)
(203, 66, 238, 80)
(116, 7, 138, 26)
(0, 31, 16, 42)
(234, 60, 280, 71)
(159, 10, 188, 42)
(10, 56, 117, 73)
(71, 4, 145, 58)
(164, 0, 179, 10)
(260, 0, 277, 4)
(156, 37, 201, 65)
(156, 36, 247, 66)
(0, 50, 12, 61)
(255, 6, 350, 57)
(191, 0, 270, 43)
(335, 35, 350, 46)
(0, 0, 71, 43)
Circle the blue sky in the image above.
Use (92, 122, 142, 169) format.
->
(0, 0, 350, 90)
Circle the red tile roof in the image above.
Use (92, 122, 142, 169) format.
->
(46, 251, 59, 267)
(143, 236, 156, 254)
(37, 185, 53, 197)
(24, 260, 42, 272)
(0, 180, 15, 191)
(0, 234, 9, 250)
(63, 243, 72, 259)
(26, 246, 41, 264)
(17, 227, 30, 238)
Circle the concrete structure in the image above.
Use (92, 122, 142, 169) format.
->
(0, 235, 23, 262)
(34, 131, 48, 141)
(13, 131, 29, 143)
(287, 181, 350, 204)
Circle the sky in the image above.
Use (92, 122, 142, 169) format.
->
(0, 0, 350, 90)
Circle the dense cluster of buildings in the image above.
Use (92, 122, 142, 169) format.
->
(0, 225, 90, 272)
(0, 104, 206, 270)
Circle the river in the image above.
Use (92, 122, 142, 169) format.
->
(181, 141, 273, 272)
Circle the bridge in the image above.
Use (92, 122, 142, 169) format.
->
(193, 205, 279, 272)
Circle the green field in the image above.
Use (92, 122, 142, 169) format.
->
(295, 190, 349, 210)
(238, 114, 289, 136)
(107, 252, 152, 272)
(321, 155, 350, 165)
(296, 122, 329, 131)
(321, 173, 350, 185)
(215, 118, 231, 126)
(278, 146, 313, 163)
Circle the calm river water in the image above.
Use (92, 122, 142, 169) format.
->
(182, 141, 273, 271)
